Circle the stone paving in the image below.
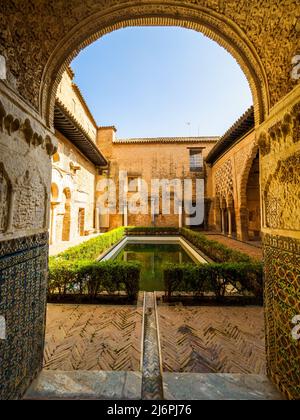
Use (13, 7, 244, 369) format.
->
(25, 371, 142, 400)
(35, 302, 282, 400)
(158, 306, 266, 375)
(163, 373, 284, 400)
(44, 304, 266, 376)
(44, 304, 142, 372)
(203, 234, 263, 261)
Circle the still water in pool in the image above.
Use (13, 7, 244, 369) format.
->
(115, 243, 195, 291)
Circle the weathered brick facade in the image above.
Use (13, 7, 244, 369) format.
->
(96, 128, 218, 229)
(50, 70, 102, 246)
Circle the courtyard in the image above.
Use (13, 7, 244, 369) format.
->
(31, 224, 278, 400)
(33, 226, 276, 400)
(45, 233, 266, 377)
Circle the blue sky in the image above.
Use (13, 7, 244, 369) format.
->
(72, 27, 252, 138)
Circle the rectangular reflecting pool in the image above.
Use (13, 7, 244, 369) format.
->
(114, 242, 197, 292)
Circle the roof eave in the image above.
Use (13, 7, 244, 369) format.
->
(54, 102, 107, 167)
(206, 107, 255, 165)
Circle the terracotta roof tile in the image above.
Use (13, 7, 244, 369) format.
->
(206, 107, 255, 164)
(114, 136, 219, 144)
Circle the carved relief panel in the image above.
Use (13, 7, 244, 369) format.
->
(264, 153, 300, 231)
(13, 171, 46, 231)
(258, 103, 300, 160)
(0, 92, 57, 239)
(259, 101, 300, 232)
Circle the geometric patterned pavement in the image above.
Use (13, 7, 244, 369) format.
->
(158, 306, 266, 375)
(44, 304, 266, 376)
(44, 304, 142, 372)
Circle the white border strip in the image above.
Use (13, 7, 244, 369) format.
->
(100, 237, 127, 261)
(100, 236, 207, 264)
(178, 237, 208, 264)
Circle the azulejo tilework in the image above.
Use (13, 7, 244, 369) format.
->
(0, 233, 49, 400)
(263, 234, 300, 400)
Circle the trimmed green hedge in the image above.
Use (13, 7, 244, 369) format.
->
(164, 262, 263, 301)
(49, 227, 140, 301)
(49, 259, 140, 301)
(181, 228, 254, 263)
(53, 227, 125, 262)
(126, 227, 180, 236)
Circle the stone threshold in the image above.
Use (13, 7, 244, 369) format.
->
(24, 372, 284, 401)
(24, 371, 142, 400)
(163, 373, 285, 400)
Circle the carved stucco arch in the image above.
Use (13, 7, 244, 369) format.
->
(239, 142, 260, 209)
(40, 3, 270, 128)
(227, 192, 235, 209)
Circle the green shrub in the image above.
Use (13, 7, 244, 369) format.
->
(164, 262, 263, 301)
(49, 260, 141, 301)
(164, 263, 213, 298)
(181, 228, 253, 263)
(57, 227, 125, 262)
(126, 226, 180, 235)
(48, 258, 75, 295)
(48, 227, 141, 300)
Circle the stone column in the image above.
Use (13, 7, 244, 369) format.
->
(151, 198, 156, 226)
(95, 207, 100, 232)
(238, 206, 249, 242)
(178, 202, 183, 229)
(228, 208, 233, 238)
(123, 203, 128, 227)
(221, 209, 226, 235)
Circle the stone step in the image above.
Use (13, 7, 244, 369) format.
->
(25, 371, 284, 400)
(24, 371, 142, 400)
(163, 373, 285, 400)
